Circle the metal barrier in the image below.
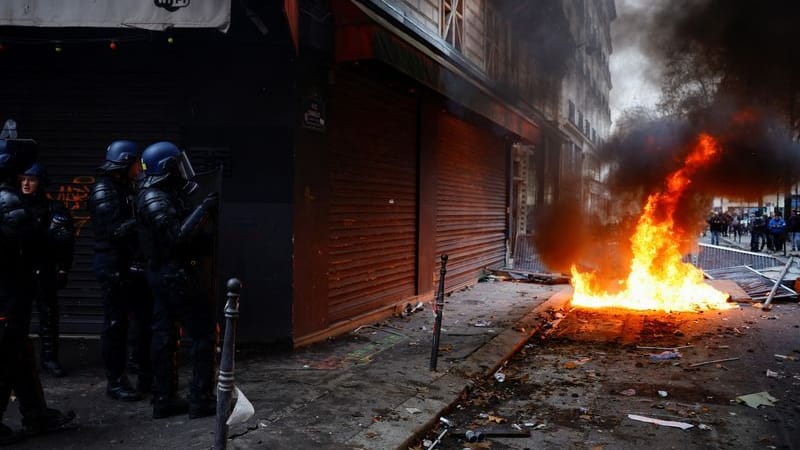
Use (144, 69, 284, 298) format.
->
(688, 243, 783, 271)
(704, 265, 797, 301)
(510, 235, 551, 273)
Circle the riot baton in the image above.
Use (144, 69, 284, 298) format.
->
(429, 254, 449, 371)
(214, 278, 242, 450)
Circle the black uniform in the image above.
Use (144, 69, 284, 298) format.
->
(23, 191, 74, 375)
(136, 178, 216, 417)
(88, 174, 153, 395)
(0, 181, 75, 437)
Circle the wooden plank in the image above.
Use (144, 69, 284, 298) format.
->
(706, 279, 752, 303)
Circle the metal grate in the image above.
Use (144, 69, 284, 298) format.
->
(510, 235, 551, 273)
(704, 265, 797, 301)
(688, 243, 783, 271)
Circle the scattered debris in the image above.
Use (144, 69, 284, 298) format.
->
(406, 407, 422, 415)
(487, 414, 507, 424)
(650, 350, 682, 362)
(698, 424, 712, 431)
(775, 354, 798, 361)
(426, 423, 449, 450)
(689, 357, 740, 367)
(637, 345, 694, 351)
(473, 320, 492, 327)
(564, 357, 592, 369)
(451, 426, 530, 440)
(736, 392, 778, 408)
(627, 414, 694, 430)
(621, 389, 637, 396)
(494, 371, 506, 383)
(465, 430, 483, 442)
(658, 390, 668, 398)
(766, 369, 779, 378)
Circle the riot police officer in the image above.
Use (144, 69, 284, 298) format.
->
(88, 141, 152, 401)
(136, 141, 217, 419)
(20, 163, 74, 378)
(0, 139, 76, 445)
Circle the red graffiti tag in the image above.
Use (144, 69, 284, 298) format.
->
(48, 175, 95, 236)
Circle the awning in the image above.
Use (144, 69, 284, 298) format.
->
(336, 4, 540, 144)
(0, 1, 231, 32)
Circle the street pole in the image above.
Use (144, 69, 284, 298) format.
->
(429, 254, 449, 371)
(214, 278, 242, 450)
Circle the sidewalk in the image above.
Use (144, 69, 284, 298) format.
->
(4, 280, 570, 450)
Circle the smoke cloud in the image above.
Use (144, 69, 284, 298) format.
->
(532, 0, 800, 276)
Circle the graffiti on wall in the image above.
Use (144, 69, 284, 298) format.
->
(48, 175, 95, 236)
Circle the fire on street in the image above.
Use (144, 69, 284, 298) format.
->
(418, 298, 800, 449)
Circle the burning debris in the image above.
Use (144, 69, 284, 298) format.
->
(571, 133, 732, 312)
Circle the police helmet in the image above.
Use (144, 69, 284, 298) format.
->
(141, 141, 180, 177)
(140, 141, 196, 188)
(101, 140, 140, 172)
(23, 162, 49, 185)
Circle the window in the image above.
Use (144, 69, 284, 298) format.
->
(568, 100, 576, 124)
(441, 0, 464, 51)
(578, 111, 584, 132)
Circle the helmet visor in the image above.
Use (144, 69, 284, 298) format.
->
(177, 151, 196, 181)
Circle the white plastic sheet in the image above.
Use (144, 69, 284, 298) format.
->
(226, 386, 255, 426)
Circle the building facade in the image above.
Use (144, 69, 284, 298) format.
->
(0, 0, 615, 346)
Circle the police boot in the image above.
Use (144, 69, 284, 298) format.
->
(152, 395, 189, 419)
(39, 321, 66, 378)
(106, 376, 142, 402)
(21, 408, 77, 436)
(188, 393, 216, 419)
(41, 359, 66, 378)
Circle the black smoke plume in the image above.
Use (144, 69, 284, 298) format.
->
(532, 0, 800, 276)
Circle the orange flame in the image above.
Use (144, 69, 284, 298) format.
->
(570, 134, 732, 312)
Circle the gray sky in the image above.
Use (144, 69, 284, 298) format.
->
(609, 0, 662, 126)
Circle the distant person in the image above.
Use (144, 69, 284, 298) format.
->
(768, 212, 786, 253)
(707, 213, 725, 245)
(788, 210, 800, 253)
(752, 213, 768, 252)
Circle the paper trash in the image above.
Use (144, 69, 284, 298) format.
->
(627, 414, 694, 430)
(735, 392, 778, 409)
(227, 386, 255, 426)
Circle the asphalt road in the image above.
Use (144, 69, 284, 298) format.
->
(418, 300, 800, 450)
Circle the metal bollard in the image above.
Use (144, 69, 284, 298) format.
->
(214, 278, 242, 450)
(429, 254, 448, 371)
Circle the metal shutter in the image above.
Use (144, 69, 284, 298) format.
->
(326, 70, 418, 324)
(436, 113, 508, 290)
(0, 55, 180, 334)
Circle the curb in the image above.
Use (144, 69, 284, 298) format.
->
(345, 286, 573, 450)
